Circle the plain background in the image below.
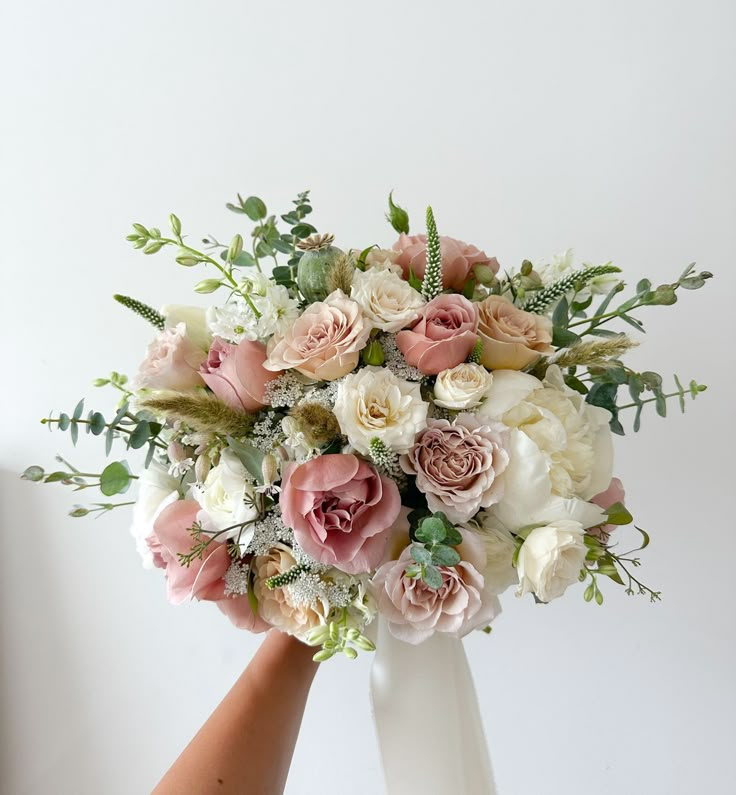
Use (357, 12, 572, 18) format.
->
(1, 1, 734, 793)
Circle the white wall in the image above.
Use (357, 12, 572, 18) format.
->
(1, 1, 734, 793)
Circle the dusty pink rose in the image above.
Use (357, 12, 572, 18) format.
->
(280, 454, 401, 574)
(396, 294, 479, 375)
(149, 500, 230, 605)
(215, 595, 271, 633)
(372, 527, 501, 644)
(401, 415, 510, 523)
(393, 233, 498, 292)
(134, 322, 207, 391)
(477, 295, 554, 370)
(590, 477, 626, 542)
(200, 337, 278, 412)
(264, 290, 371, 381)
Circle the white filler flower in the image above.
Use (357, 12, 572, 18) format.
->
(333, 366, 428, 454)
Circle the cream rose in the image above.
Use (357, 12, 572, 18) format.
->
(477, 295, 553, 371)
(265, 290, 370, 380)
(350, 267, 426, 332)
(516, 520, 586, 602)
(333, 366, 428, 454)
(161, 304, 211, 351)
(134, 322, 207, 391)
(357, 247, 403, 275)
(193, 449, 259, 548)
(433, 363, 493, 410)
(252, 544, 329, 640)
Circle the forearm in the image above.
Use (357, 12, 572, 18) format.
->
(153, 631, 319, 795)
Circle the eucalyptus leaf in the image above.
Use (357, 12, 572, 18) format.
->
(89, 412, 106, 435)
(128, 421, 151, 449)
(58, 413, 70, 431)
(100, 461, 132, 496)
(411, 545, 432, 566)
(73, 399, 85, 421)
(422, 565, 443, 590)
(431, 545, 461, 567)
(226, 436, 265, 483)
(70, 421, 79, 445)
(243, 196, 267, 221)
(21, 465, 45, 482)
(415, 517, 447, 545)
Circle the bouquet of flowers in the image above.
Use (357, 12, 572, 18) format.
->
(24, 191, 711, 661)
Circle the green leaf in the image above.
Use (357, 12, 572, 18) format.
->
(70, 421, 79, 445)
(443, 525, 463, 546)
(605, 501, 633, 525)
(386, 191, 410, 234)
(145, 441, 156, 468)
(21, 465, 45, 482)
(552, 296, 570, 328)
(552, 326, 581, 347)
(407, 265, 422, 292)
(422, 565, 443, 590)
(411, 545, 432, 566)
(633, 403, 643, 432)
(105, 426, 115, 455)
(226, 436, 265, 483)
(243, 196, 267, 221)
(635, 525, 651, 549)
(586, 382, 618, 416)
(415, 517, 447, 545)
(431, 545, 461, 567)
(58, 413, 70, 431)
(291, 223, 317, 239)
(565, 374, 589, 395)
(636, 278, 652, 294)
(100, 461, 132, 496)
(128, 421, 151, 449)
(462, 277, 476, 299)
(73, 399, 85, 421)
(232, 251, 256, 268)
(45, 471, 73, 483)
(654, 388, 667, 417)
(674, 374, 686, 413)
(89, 412, 106, 435)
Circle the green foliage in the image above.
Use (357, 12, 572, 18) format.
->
(226, 436, 265, 483)
(421, 206, 443, 300)
(99, 461, 133, 496)
(385, 191, 410, 234)
(113, 294, 165, 330)
(405, 512, 463, 590)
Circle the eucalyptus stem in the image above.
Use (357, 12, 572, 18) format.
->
(42, 416, 167, 450)
(617, 390, 683, 411)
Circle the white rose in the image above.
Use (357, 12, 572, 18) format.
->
(467, 512, 518, 595)
(352, 247, 403, 275)
(161, 304, 211, 350)
(130, 460, 182, 568)
(333, 366, 428, 454)
(350, 267, 425, 332)
(479, 366, 612, 501)
(194, 449, 259, 548)
(433, 363, 493, 409)
(516, 520, 586, 602)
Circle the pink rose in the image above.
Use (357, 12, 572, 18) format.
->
(134, 322, 207, 391)
(200, 337, 278, 412)
(477, 295, 554, 370)
(396, 294, 479, 375)
(393, 233, 498, 292)
(215, 595, 271, 633)
(401, 415, 510, 523)
(150, 500, 230, 605)
(372, 527, 501, 644)
(280, 454, 401, 574)
(590, 477, 626, 542)
(264, 290, 371, 381)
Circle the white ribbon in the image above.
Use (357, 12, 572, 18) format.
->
(369, 618, 498, 795)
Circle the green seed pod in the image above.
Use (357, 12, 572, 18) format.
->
(362, 340, 385, 366)
(343, 647, 358, 660)
(296, 233, 349, 302)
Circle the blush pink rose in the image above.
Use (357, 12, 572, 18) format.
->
(264, 290, 371, 381)
(200, 337, 279, 412)
(393, 233, 498, 292)
(590, 477, 626, 542)
(135, 322, 207, 391)
(396, 294, 479, 375)
(280, 454, 401, 574)
(149, 500, 230, 605)
(372, 527, 501, 644)
(215, 595, 271, 633)
(400, 415, 510, 523)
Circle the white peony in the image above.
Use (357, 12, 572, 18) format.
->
(193, 449, 259, 549)
(478, 366, 613, 502)
(467, 512, 518, 595)
(433, 363, 493, 410)
(130, 460, 183, 568)
(350, 267, 425, 332)
(333, 366, 428, 454)
(516, 520, 587, 602)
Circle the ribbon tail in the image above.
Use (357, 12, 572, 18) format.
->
(369, 618, 498, 794)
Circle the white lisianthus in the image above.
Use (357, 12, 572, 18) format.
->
(333, 366, 428, 454)
(478, 366, 613, 501)
(130, 460, 182, 568)
(194, 449, 259, 548)
(350, 267, 425, 332)
(433, 363, 493, 410)
(516, 520, 587, 602)
(467, 512, 518, 595)
(161, 304, 211, 350)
